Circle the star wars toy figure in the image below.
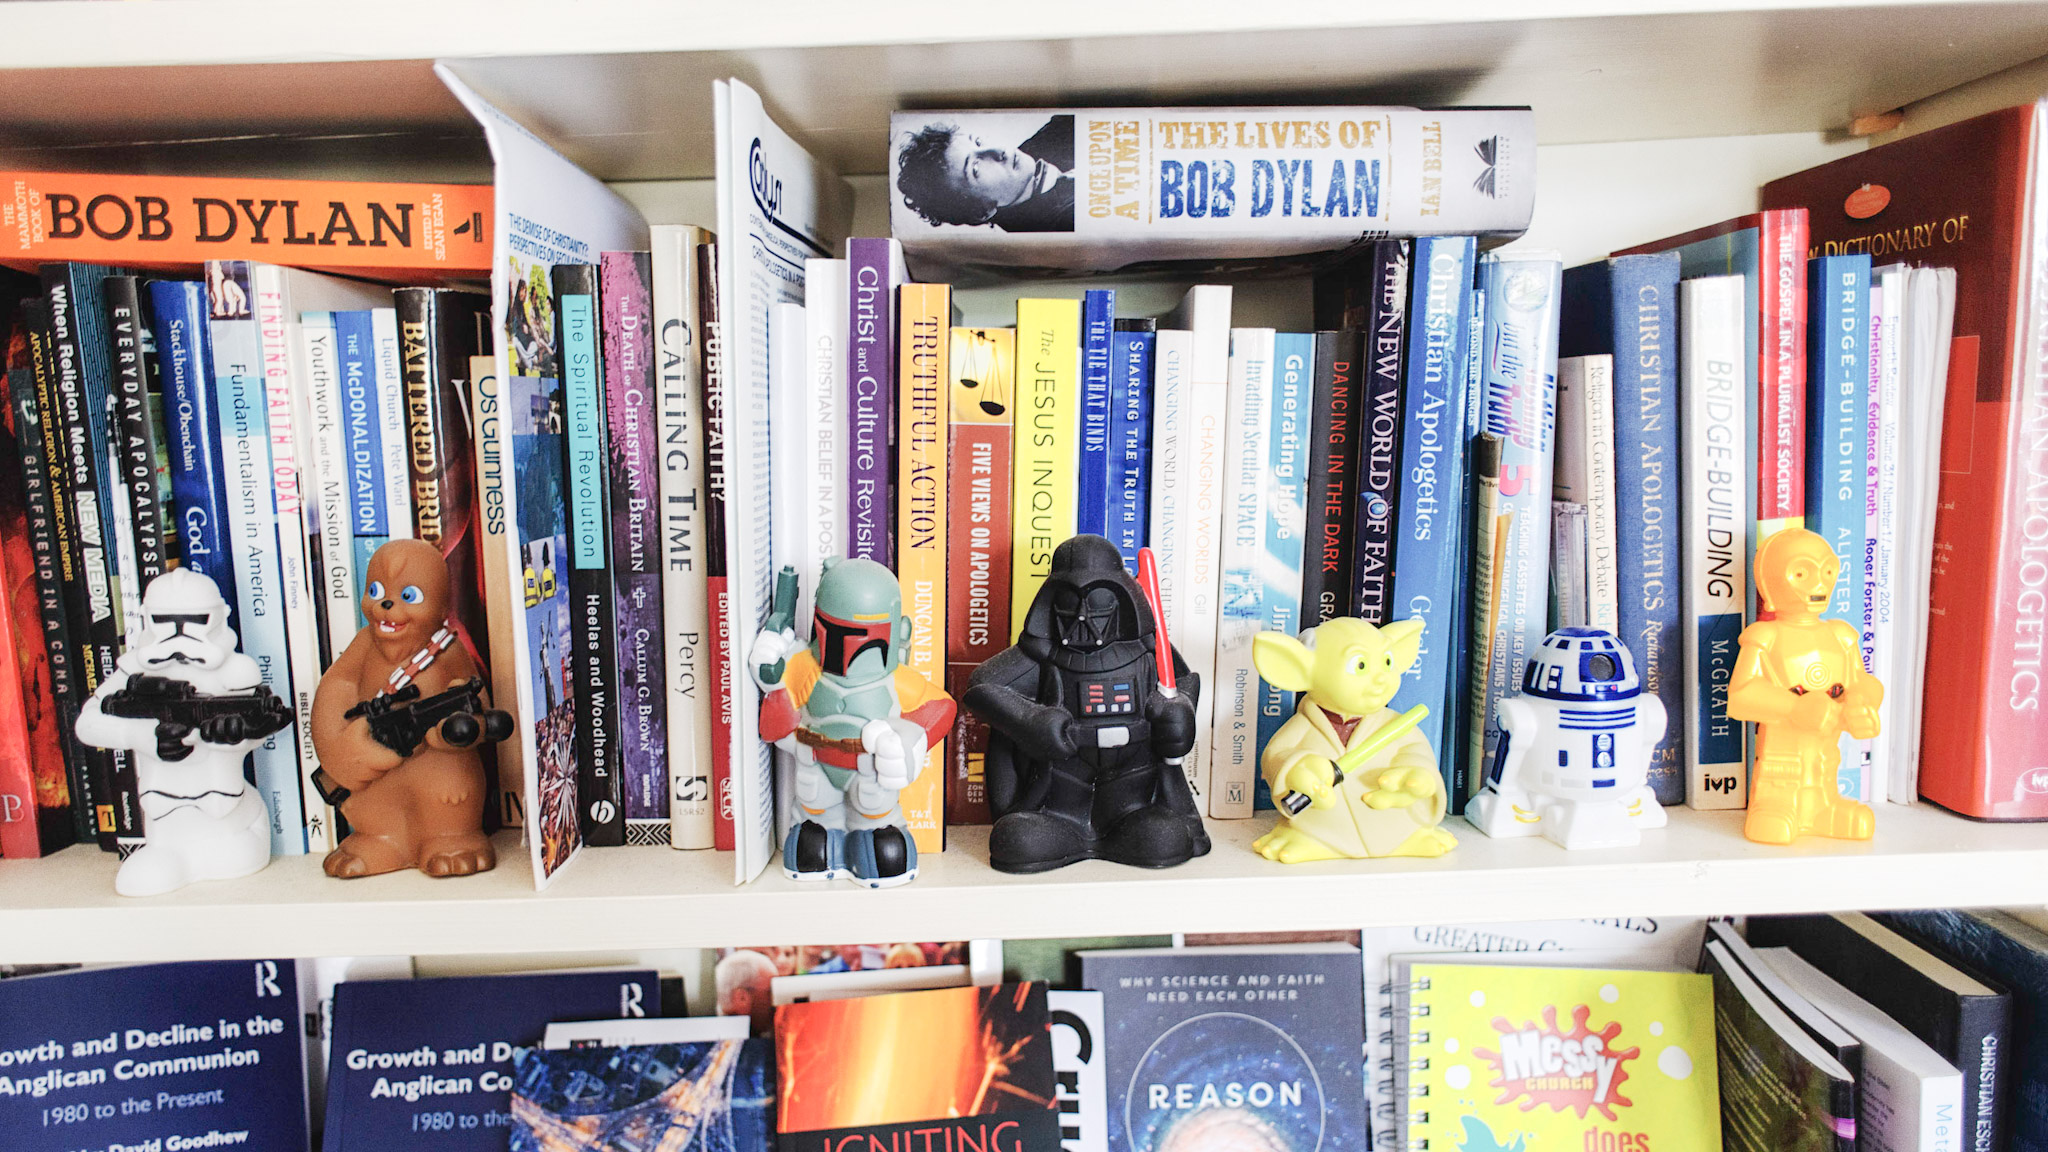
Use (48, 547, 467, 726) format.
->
(311, 539, 513, 879)
(1467, 627, 1668, 850)
(77, 569, 293, 896)
(751, 557, 955, 888)
(1251, 617, 1456, 863)
(1727, 527, 1882, 844)
(964, 536, 1208, 873)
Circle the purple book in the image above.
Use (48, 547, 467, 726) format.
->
(601, 251, 671, 845)
(846, 237, 905, 563)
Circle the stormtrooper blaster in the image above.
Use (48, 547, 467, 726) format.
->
(1277, 703, 1431, 817)
(342, 677, 515, 760)
(101, 674, 294, 763)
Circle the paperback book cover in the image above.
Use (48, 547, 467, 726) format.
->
(1300, 328, 1359, 627)
(947, 327, 1015, 826)
(1011, 298, 1082, 634)
(656, 228, 714, 849)
(0, 960, 309, 1152)
(1108, 318, 1155, 571)
(1080, 945, 1366, 1152)
(773, 984, 1057, 1152)
(511, 1039, 775, 1152)
(324, 969, 660, 1151)
(1354, 241, 1408, 625)
(899, 282, 952, 851)
(1077, 288, 1117, 538)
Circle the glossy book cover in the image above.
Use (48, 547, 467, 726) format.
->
(511, 1039, 774, 1152)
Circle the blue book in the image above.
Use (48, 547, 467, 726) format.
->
(207, 260, 305, 856)
(1387, 236, 1477, 792)
(147, 279, 237, 623)
(1806, 253, 1871, 800)
(1560, 252, 1686, 804)
(324, 969, 660, 1151)
(1107, 318, 1155, 571)
(0, 959, 309, 1152)
(1253, 334, 1314, 810)
(1076, 288, 1117, 537)
(333, 309, 387, 629)
(1080, 945, 1366, 1152)
(510, 1040, 774, 1152)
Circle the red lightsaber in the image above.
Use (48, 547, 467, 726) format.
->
(1136, 547, 1176, 698)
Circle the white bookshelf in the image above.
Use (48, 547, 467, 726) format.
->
(2, 2, 2048, 962)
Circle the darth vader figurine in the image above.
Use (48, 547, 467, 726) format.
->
(965, 534, 1209, 872)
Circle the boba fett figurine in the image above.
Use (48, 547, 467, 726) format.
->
(750, 557, 955, 888)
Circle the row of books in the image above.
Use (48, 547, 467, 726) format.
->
(9, 909, 2048, 1152)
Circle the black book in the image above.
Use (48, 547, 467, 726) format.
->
(102, 277, 171, 590)
(1703, 938, 1856, 1152)
(1707, 922, 1863, 1080)
(1352, 240, 1408, 624)
(550, 263, 625, 846)
(1749, 911, 2011, 1152)
(1300, 328, 1361, 626)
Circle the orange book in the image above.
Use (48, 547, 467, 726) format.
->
(897, 283, 951, 852)
(1, 171, 491, 279)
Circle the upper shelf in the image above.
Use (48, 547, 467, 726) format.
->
(5, 2, 2048, 181)
(3, 803, 2045, 964)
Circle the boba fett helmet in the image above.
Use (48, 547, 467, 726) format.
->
(810, 557, 913, 680)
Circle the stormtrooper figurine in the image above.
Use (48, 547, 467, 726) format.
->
(77, 569, 291, 896)
(1467, 627, 1667, 850)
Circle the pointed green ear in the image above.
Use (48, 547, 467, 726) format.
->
(1253, 632, 1315, 693)
(1381, 618, 1425, 674)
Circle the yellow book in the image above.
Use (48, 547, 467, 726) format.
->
(1404, 962, 1720, 1152)
(1010, 298, 1081, 636)
(897, 283, 951, 852)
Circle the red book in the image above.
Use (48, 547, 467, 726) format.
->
(697, 244, 736, 851)
(1764, 104, 2047, 818)
(1616, 209, 1810, 538)
(0, 323, 71, 858)
(943, 328, 1015, 826)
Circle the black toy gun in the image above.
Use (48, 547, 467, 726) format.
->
(100, 674, 294, 763)
(343, 677, 515, 760)
(757, 565, 802, 685)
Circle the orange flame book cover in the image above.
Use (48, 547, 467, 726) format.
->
(775, 983, 1057, 1152)
(2, 171, 492, 280)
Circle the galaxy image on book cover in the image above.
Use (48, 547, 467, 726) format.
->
(511, 1039, 774, 1152)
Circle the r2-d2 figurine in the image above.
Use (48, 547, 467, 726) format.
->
(1467, 627, 1667, 850)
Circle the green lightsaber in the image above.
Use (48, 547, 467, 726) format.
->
(1278, 703, 1431, 817)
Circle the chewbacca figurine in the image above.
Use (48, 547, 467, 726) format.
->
(312, 539, 511, 878)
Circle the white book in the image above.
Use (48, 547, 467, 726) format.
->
(1166, 286, 1234, 816)
(714, 76, 853, 883)
(1207, 327, 1275, 818)
(1860, 282, 1887, 805)
(651, 223, 715, 849)
(1680, 275, 1748, 810)
(1555, 353, 1619, 632)
(542, 1015, 749, 1049)
(1048, 990, 1108, 1152)
(1146, 328, 1201, 807)
(1760, 947, 1965, 1152)
(299, 312, 358, 671)
(1551, 500, 1589, 629)
(1891, 266, 1957, 806)
(770, 964, 969, 1005)
(804, 257, 851, 590)
(1869, 264, 1907, 805)
(369, 307, 412, 543)
(769, 298, 811, 842)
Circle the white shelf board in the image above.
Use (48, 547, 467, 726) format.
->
(2, 802, 2042, 964)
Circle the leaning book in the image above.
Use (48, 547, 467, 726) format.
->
(888, 107, 1534, 279)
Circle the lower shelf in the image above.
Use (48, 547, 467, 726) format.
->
(1, 802, 2042, 964)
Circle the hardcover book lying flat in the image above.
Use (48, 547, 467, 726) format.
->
(887, 106, 1534, 280)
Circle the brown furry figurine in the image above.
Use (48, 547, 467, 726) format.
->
(312, 539, 511, 878)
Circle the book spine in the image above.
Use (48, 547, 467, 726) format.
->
(45, 268, 134, 850)
(300, 313, 358, 665)
(1680, 275, 1750, 809)
(599, 251, 669, 847)
(207, 261, 303, 855)
(1868, 269, 1905, 806)
(1255, 333, 1313, 806)
(1010, 298, 1082, 633)
(1172, 287, 1232, 816)
(697, 244, 735, 852)
(898, 283, 950, 852)
(150, 281, 236, 607)
(554, 265, 625, 847)
(767, 301, 809, 846)
(1076, 289, 1117, 538)
(1301, 330, 1359, 628)
(945, 327, 1014, 827)
(1860, 282, 1883, 803)
(1806, 254, 1872, 802)
(1448, 284, 1488, 798)
(1466, 255, 1562, 800)
(802, 260, 850, 619)
(1354, 241, 1408, 625)
(1108, 322, 1154, 571)
(1551, 501, 1590, 628)
(1758, 208, 1810, 538)
(1600, 255, 1686, 805)
(652, 233, 712, 848)
(468, 350, 522, 835)
(845, 238, 899, 564)
(369, 307, 413, 545)
(1143, 328, 1204, 807)
(0, 483, 42, 856)
(1560, 355, 1620, 633)
(0, 347, 75, 856)
(1387, 237, 1475, 784)
(330, 309, 381, 633)
(104, 277, 170, 593)
(1209, 327, 1275, 818)
(253, 267, 322, 852)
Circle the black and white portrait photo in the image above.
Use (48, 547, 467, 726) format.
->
(893, 113, 1075, 233)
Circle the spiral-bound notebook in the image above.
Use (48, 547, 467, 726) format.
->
(1391, 958, 1719, 1152)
